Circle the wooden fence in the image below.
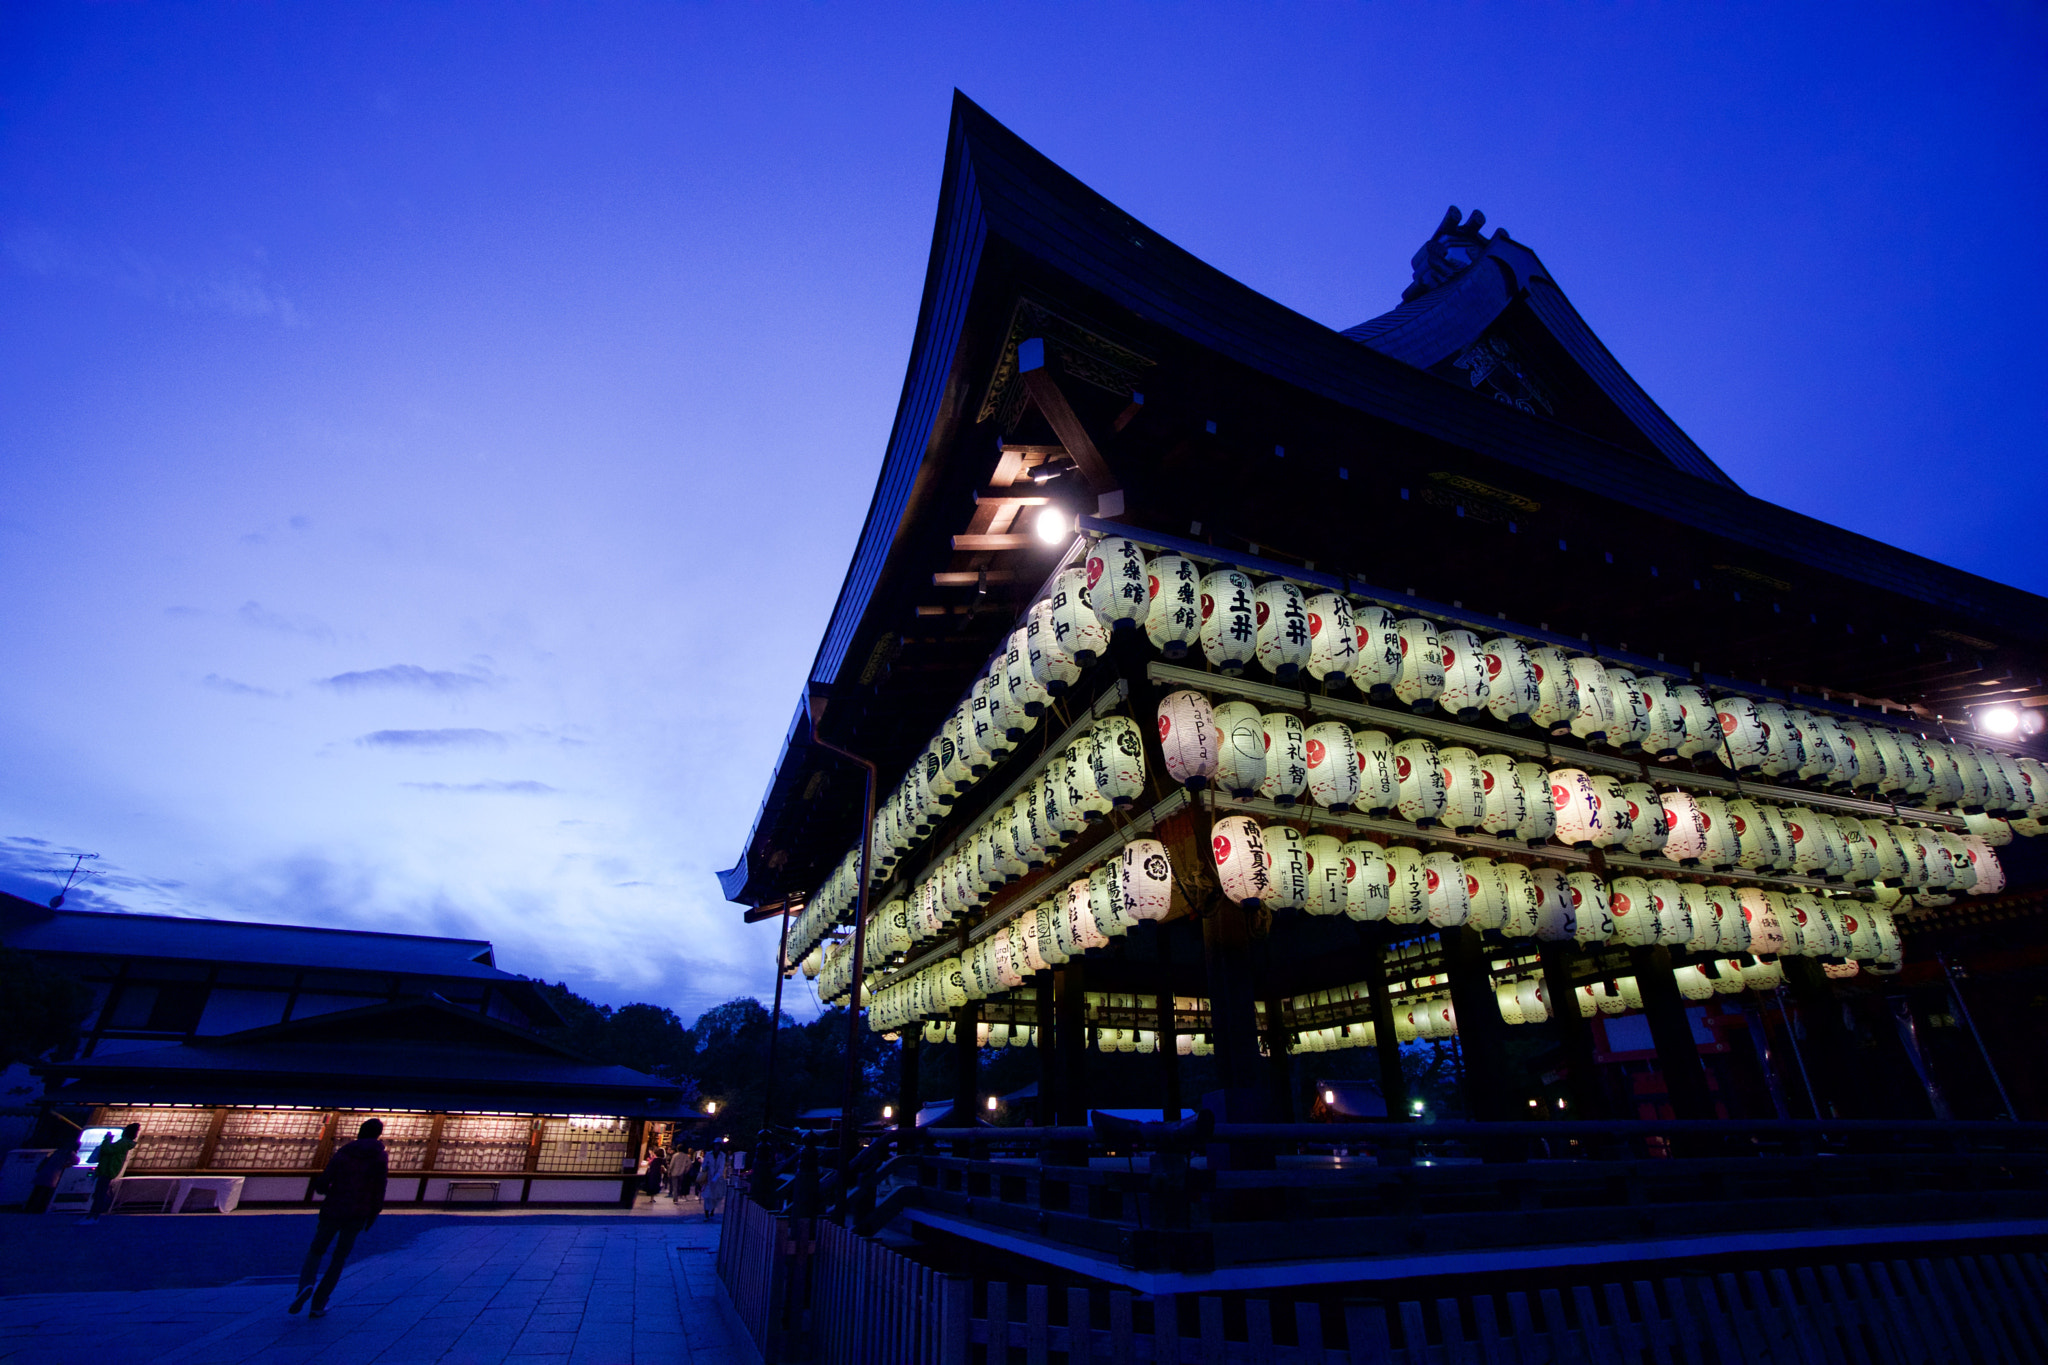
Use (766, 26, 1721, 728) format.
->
(721, 1206, 2048, 1365)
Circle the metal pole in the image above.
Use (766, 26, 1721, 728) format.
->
(808, 694, 879, 1168)
(1940, 953, 2015, 1120)
(761, 900, 794, 1127)
(1773, 987, 1823, 1120)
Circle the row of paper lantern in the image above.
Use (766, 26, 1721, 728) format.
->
(786, 712, 1152, 969)
(832, 837, 1178, 1016)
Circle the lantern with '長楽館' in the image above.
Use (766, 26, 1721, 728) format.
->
(1144, 555, 1202, 658)
(1085, 536, 1148, 631)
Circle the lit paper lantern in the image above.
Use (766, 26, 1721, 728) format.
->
(1722, 958, 1762, 993)
(1658, 790, 1707, 865)
(1026, 598, 1082, 698)
(1959, 835, 2004, 894)
(1783, 808, 1830, 876)
(1921, 748, 1965, 809)
(1837, 722, 1886, 792)
(1754, 702, 1803, 779)
(1066, 732, 1113, 820)
(948, 702, 987, 783)
(1713, 696, 1768, 771)
(1439, 745, 1486, 833)
(1351, 603, 1403, 697)
(990, 809, 1030, 881)
(1004, 626, 1050, 726)
(1811, 813, 1859, 881)
(1605, 669, 1652, 752)
(1499, 862, 1540, 937)
(1341, 840, 1393, 922)
(1897, 734, 1938, 798)
(1619, 782, 1668, 855)
(1871, 905, 1903, 966)
(1757, 804, 1798, 871)
(1422, 851, 1471, 927)
(1791, 710, 1839, 784)
(1263, 825, 1310, 912)
(923, 737, 958, 809)
(990, 930, 1027, 989)
(1259, 712, 1309, 806)
(1527, 647, 1579, 730)
(1616, 976, 1644, 1010)
(1044, 753, 1088, 838)
(1085, 537, 1148, 631)
(1463, 857, 1508, 931)
(1304, 722, 1362, 811)
(1780, 893, 1824, 957)
(1516, 977, 1548, 1023)
(1837, 901, 1880, 959)
(1211, 815, 1271, 908)
(1566, 872, 1613, 945)
(1724, 799, 1774, 871)
(1478, 753, 1526, 836)
(1566, 657, 1617, 743)
(1669, 685, 1719, 759)
(1674, 965, 1714, 1002)
(1483, 636, 1542, 727)
(1692, 795, 1737, 869)
(1496, 980, 1526, 1025)
(1436, 629, 1490, 718)
(1384, 845, 1430, 925)
(1607, 876, 1654, 946)
(1143, 555, 1203, 658)
(1119, 838, 1174, 921)
(1514, 763, 1557, 844)
(1253, 580, 1312, 680)
(1033, 902, 1068, 966)
(971, 670, 1008, 768)
(1065, 879, 1109, 952)
(1392, 618, 1445, 710)
(1014, 917, 1049, 975)
(1964, 810, 2013, 848)
(1049, 566, 1109, 668)
(1007, 789, 1044, 869)
(1647, 877, 1690, 945)
(1355, 730, 1400, 814)
(1199, 569, 1258, 674)
(1305, 592, 1357, 685)
(1987, 749, 2030, 816)
(1212, 700, 1268, 798)
(1394, 737, 1447, 825)
(1637, 676, 1685, 758)
(1549, 768, 1603, 846)
(1302, 833, 1346, 916)
(2017, 757, 2048, 817)
(1531, 868, 1573, 941)
(1873, 728, 1919, 796)
(1088, 865, 1129, 939)
(1739, 889, 1781, 955)
(1089, 716, 1148, 807)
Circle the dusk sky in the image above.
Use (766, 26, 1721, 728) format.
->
(3, 5, 2044, 1022)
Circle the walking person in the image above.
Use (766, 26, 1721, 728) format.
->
(700, 1145, 727, 1222)
(643, 1145, 668, 1200)
(27, 1135, 79, 1215)
(677, 1151, 702, 1205)
(290, 1118, 389, 1317)
(77, 1123, 137, 1224)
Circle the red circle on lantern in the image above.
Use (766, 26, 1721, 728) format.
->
(1255, 601, 1270, 626)
(1305, 739, 1326, 768)
(1396, 756, 1412, 780)
(1158, 715, 1172, 739)
(1200, 593, 1215, 620)
(1308, 612, 1323, 636)
(1719, 712, 1738, 736)
(1212, 835, 1231, 864)
(1086, 557, 1105, 590)
(1147, 574, 1161, 600)
(1551, 783, 1570, 811)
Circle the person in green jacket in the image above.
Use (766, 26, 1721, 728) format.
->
(78, 1124, 139, 1223)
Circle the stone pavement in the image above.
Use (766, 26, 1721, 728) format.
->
(0, 1203, 751, 1365)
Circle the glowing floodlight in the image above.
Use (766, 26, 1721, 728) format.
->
(1978, 707, 2020, 736)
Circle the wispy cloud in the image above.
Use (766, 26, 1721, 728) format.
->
(401, 779, 556, 794)
(6, 227, 304, 326)
(320, 664, 494, 694)
(203, 674, 284, 698)
(357, 728, 506, 749)
(239, 600, 333, 641)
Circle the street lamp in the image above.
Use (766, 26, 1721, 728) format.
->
(985, 1095, 999, 1112)
(704, 1101, 718, 1116)
(881, 1105, 894, 1121)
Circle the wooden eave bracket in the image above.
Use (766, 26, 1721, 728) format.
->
(1018, 337, 1124, 517)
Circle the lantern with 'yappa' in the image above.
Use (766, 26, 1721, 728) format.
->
(1199, 570, 1258, 674)
(1253, 579, 1312, 680)
(1144, 555, 1203, 658)
(1306, 592, 1357, 685)
(1304, 721, 1361, 811)
(1211, 700, 1268, 798)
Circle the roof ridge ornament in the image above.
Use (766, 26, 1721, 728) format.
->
(1404, 206, 1499, 302)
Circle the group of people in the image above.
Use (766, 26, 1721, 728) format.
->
(639, 1143, 735, 1220)
(25, 1123, 138, 1220)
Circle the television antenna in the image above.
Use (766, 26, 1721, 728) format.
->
(46, 853, 101, 908)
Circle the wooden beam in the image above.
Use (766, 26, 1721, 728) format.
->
(952, 533, 1035, 551)
(973, 488, 1052, 507)
(1018, 340, 1118, 495)
(932, 570, 1021, 586)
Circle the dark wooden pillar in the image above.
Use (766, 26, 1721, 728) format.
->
(1539, 939, 1610, 1119)
(1155, 986, 1182, 1120)
(1201, 899, 1268, 1122)
(952, 1003, 979, 1126)
(1055, 964, 1089, 1127)
(897, 1033, 921, 1147)
(1443, 927, 1513, 1122)
(1629, 944, 1715, 1120)
(1036, 974, 1059, 1127)
(1261, 993, 1296, 1122)
(1779, 956, 1859, 1119)
(1361, 934, 1409, 1120)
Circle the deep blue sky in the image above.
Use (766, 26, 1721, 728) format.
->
(3, 4, 2043, 1020)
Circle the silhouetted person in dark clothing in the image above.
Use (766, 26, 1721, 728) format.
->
(291, 1118, 388, 1317)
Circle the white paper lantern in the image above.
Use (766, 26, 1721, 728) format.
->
(1566, 657, 1618, 743)
(1253, 580, 1312, 680)
(1549, 768, 1603, 846)
(1421, 851, 1472, 927)
(1566, 872, 1613, 945)
(1836, 722, 1884, 791)
(1302, 833, 1346, 916)
(1513, 763, 1557, 845)
(1083, 536, 1147, 631)
(1263, 825, 1310, 912)
(1049, 566, 1109, 668)
(1964, 810, 2012, 848)
(1199, 569, 1258, 674)
(1605, 669, 1652, 752)
(1637, 676, 1685, 758)
(1439, 745, 1486, 833)
(1394, 737, 1447, 825)
(1211, 815, 1271, 908)
(1065, 878, 1109, 952)
(1669, 685, 1719, 759)
(2017, 757, 2048, 817)
(1758, 804, 1798, 871)
(1723, 799, 1771, 870)
(1496, 980, 1526, 1025)
(1616, 976, 1644, 1010)
(1351, 603, 1403, 697)
(1897, 733, 1938, 798)
(1212, 700, 1269, 798)
(1088, 865, 1129, 939)
(1499, 863, 1540, 937)
(1753, 702, 1803, 778)
(1478, 753, 1526, 836)
(1013, 917, 1049, 974)
(970, 670, 1007, 768)
(1119, 838, 1174, 921)
(1033, 902, 1068, 966)
(1712, 696, 1768, 771)
(1306, 592, 1358, 685)
(1385, 845, 1430, 924)
(1355, 730, 1400, 815)
(1789, 710, 1837, 784)
(1144, 555, 1203, 659)
(1607, 876, 1654, 946)
(1735, 889, 1778, 955)
(1065, 732, 1113, 820)
(1619, 782, 1668, 856)
(1463, 857, 1508, 931)
(1258, 712, 1309, 807)
(1304, 722, 1362, 812)
(1516, 977, 1550, 1023)
(1044, 752, 1088, 838)
(1531, 868, 1573, 941)
(1657, 790, 1707, 864)
(1341, 840, 1393, 922)
(1004, 626, 1049, 726)
(1960, 835, 2005, 895)
(1527, 647, 1579, 731)
(947, 703, 985, 785)
(1674, 964, 1714, 1001)
(1946, 744, 1989, 811)
(1392, 618, 1446, 710)
(1647, 878, 1690, 945)
(1027, 597, 1083, 697)
(922, 737, 958, 810)
(1435, 629, 1490, 718)
(1089, 716, 1148, 808)
(1482, 637, 1541, 727)
(1871, 905, 1903, 966)
(1690, 795, 1736, 869)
